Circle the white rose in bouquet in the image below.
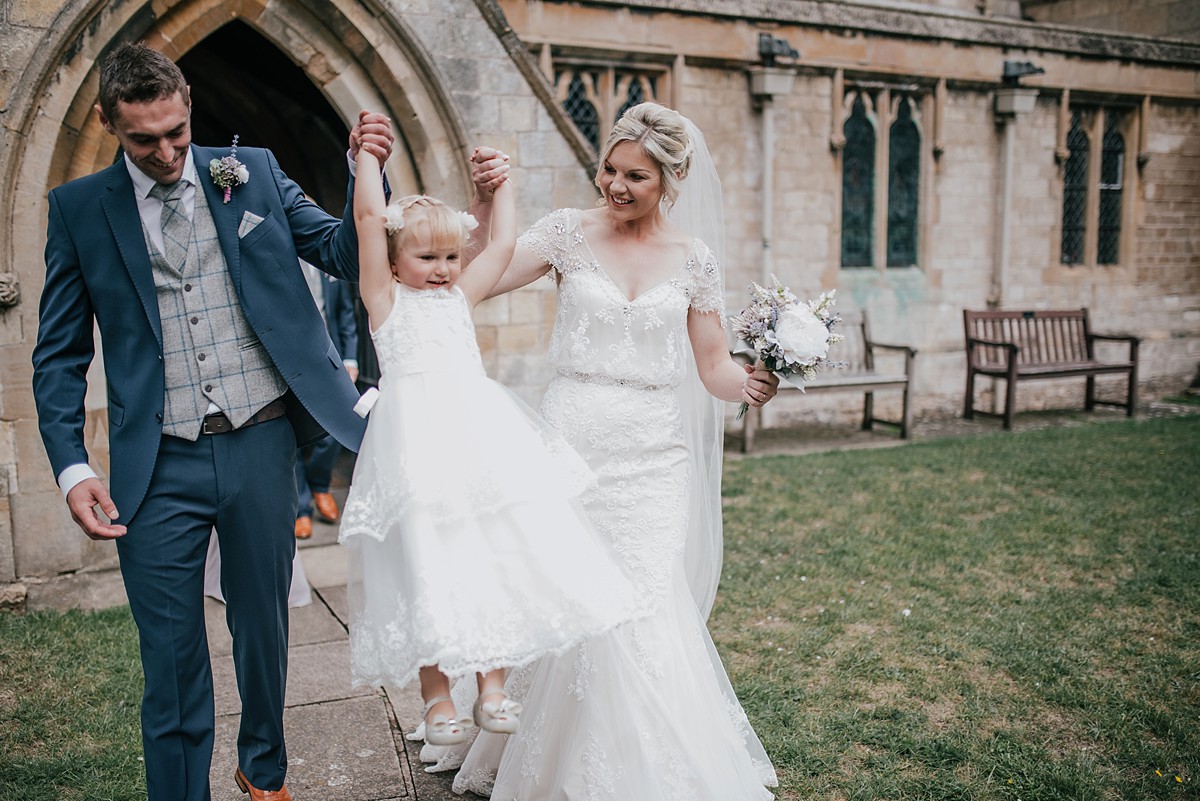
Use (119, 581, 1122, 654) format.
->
(775, 305, 831, 366)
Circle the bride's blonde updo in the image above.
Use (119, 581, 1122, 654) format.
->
(595, 102, 694, 209)
(383, 195, 475, 264)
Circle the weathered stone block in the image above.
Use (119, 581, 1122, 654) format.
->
(14, 417, 57, 492)
(499, 96, 537, 134)
(497, 323, 543, 353)
(24, 565, 127, 611)
(11, 488, 83, 576)
(474, 294, 511, 327)
(0, 496, 13, 583)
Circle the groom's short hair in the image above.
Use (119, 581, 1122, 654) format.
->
(98, 42, 188, 122)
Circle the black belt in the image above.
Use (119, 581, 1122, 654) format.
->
(201, 398, 287, 435)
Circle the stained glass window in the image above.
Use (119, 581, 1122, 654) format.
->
(1098, 111, 1124, 265)
(1060, 111, 1088, 265)
(887, 99, 920, 267)
(841, 94, 875, 268)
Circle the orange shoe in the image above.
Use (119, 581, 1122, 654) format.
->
(234, 767, 293, 800)
(312, 491, 340, 523)
(294, 516, 313, 540)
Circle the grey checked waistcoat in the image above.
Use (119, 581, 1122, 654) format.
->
(146, 183, 288, 439)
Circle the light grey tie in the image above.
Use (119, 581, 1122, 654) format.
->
(149, 180, 191, 273)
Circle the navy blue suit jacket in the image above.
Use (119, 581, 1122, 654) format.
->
(319, 274, 360, 365)
(32, 145, 368, 525)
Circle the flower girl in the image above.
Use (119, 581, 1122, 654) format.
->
(339, 146, 640, 746)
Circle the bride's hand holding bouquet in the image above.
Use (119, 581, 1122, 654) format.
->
(731, 277, 843, 419)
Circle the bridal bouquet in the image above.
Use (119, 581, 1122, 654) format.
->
(730, 277, 843, 420)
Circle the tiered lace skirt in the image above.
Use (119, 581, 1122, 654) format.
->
(340, 369, 641, 689)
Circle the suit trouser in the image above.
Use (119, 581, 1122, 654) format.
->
(294, 434, 341, 518)
(115, 415, 297, 800)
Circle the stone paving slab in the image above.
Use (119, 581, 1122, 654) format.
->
(210, 694, 412, 801)
(212, 639, 374, 717)
(300, 543, 349, 591)
(385, 681, 463, 800)
(319, 584, 351, 628)
(204, 595, 348, 658)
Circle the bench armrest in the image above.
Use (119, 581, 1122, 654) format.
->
(1088, 332, 1139, 362)
(868, 341, 917, 357)
(1088, 333, 1140, 345)
(866, 341, 917, 377)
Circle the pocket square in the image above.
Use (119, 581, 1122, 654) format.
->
(238, 211, 265, 239)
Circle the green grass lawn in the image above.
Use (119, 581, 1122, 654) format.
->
(0, 607, 144, 800)
(2, 415, 1197, 800)
(719, 415, 1199, 800)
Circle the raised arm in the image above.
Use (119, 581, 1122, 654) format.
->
(353, 149, 394, 330)
(458, 177, 516, 307)
(290, 111, 394, 282)
(687, 309, 779, 407)
(467, 148, 553, 299)
(484, 244, 553, 299)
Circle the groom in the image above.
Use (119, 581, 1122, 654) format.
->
(31, 43, 391, 801)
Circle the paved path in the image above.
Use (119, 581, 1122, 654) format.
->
(23, 401, 1199, 799)
(201, 493, 461, 801)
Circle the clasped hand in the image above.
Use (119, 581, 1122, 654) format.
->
(349, 111, 395, 164)
(470, 146, 510, 199)
(741, 365, 779, 408)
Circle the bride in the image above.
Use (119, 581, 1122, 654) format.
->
(434, 102, 780, 799)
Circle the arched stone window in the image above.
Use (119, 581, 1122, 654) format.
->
(1059, 105, 1133, 267)
(841, 92, 875, 268)
(551, 57, 669, 154)
(887, 96, 920, 268)
(561, 71, 601, 150)
(839, 86, 927, 270)
(1060, 111, 1089, 265)
(1098, 110, 1125, 265)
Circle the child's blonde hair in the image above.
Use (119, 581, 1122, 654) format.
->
(383, 195, 474, 265)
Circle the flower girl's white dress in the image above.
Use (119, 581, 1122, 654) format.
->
(339, 281, 640, 689)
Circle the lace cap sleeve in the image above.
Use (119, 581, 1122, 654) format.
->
(517, 208, 578, 276)
(687, 238, 725, 317)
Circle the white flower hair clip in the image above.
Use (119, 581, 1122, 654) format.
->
(460, 212, 479, 231)
(382, 205, 406, 234)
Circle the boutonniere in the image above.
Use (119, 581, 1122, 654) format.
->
(209, 135, 249, 204)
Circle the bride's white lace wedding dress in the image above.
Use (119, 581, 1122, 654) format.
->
(438, 208, 777, 800)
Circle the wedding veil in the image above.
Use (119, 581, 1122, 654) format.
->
(668, 118, 726, 621)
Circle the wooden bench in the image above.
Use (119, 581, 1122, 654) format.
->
(738, 310, 916, 453)
(963, 308, 1140, 429)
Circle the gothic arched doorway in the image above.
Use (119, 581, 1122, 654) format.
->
(179, 19, 377, 377)
(181, 20, 351, 211)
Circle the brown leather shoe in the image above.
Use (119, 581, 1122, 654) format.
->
(311, 491, 340, 523)
(294, 516, 313, 540)
(234, 767, 293, 801)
